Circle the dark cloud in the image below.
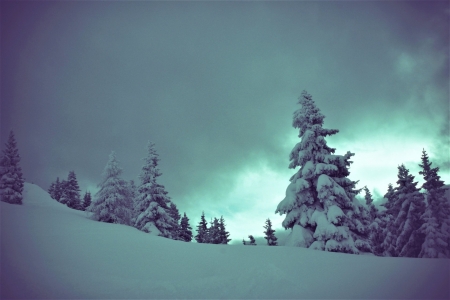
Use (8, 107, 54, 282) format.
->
(1, 1, 448, 237)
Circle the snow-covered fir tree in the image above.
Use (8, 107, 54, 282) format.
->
(218, 216, 231, 244)
(195, 212, 209, 243)
(418, 150, 450, 258)
(275, 91, 369, 254)
(60, 171, 82, 210)
(134, 142, 176, 238)
(0, 131, 24, 204)
(168, 202, 181, 240)
(263, 218, 278, 246)
(82, 191, 92, 211)
(179, 213, 193, 242)
(88, 151, 132, 225)
(382, 165, 425, 257)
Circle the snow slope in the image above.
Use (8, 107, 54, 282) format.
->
(1, 183, 449, 299)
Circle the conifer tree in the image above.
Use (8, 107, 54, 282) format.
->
(208, 217, 221, 244)
(382, 165, 425, 257)
(275, 91, 368, 254)
(53, 177, 65, 202)
(179, 213, 193, 242)
(218, 216, 231, 244)
(363, 186, 373, 205)
(263, 218, 278, 246)
(134, 142, 176, 238)
(168, 202, 181, 240)
(82, 191, 92, 211)
(195, 211, 209, 243)
(0, 131, 25, 204)
(418, 150, 450, 258)
(48, 181, 56, 199)
(60, 171, 82, 210)
(88, 151, 132, 225)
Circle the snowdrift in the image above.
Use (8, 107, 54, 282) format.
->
(1, 183, 449, 299)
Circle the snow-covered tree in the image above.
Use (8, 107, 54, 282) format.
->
(168, 202, 181, 240)
(195, 211, 209, 243)
(82, 191, 92, 211)
(60, 171, 82, 210)
(218, 216, 231, 244)
(275, 91, 368, 254)
(263, 218, 278, 246)
(134, 142, 176, 238)
(179, 213, 193, 242)
(0, 131, 24, 205)
(382, 165, 425, 257)
(418, 150, 450, 258)
(88, 151, 132, 225)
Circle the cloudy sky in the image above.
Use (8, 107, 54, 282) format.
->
(1, 1, 449, 242)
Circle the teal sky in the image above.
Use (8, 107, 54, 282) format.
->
(1, 1, 449, 240)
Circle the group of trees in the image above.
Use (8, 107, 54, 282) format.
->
(276, 90, 449, 258)
(243, 218, 278, 246)
(0, 131, 24, 205)
(48, 172, 91, 211)
(86, 142, 194, 242)
(195, 212, 231, 244)
(370, 150, 450, 258)
(2, 91, 448, 258)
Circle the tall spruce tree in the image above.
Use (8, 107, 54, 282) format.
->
(418, 150, 450, 258)
(134, 142, 176, 238)
(263, 218, 278, 246)
(218, 216, 231, 244)
(179, 213, 193, 242)
(195, 211, 209, 243)
(88, 151, 132, 225)
(60, 171, 82, 210)
(382, 165, 425, 257)
(0, 131, 24, 204)
(275, 91, 368, 254)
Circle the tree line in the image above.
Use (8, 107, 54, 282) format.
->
(1, 91, 448, 257)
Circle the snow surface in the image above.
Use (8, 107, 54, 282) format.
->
(1, 183, 449, 299)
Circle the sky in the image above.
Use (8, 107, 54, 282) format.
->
(1, 1, 449, 242)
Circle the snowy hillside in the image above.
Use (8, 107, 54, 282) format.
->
(1, 183, 449, 299)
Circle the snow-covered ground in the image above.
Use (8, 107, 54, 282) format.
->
(1, 183, 449, 299)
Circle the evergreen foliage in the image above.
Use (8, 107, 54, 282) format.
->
(218, 216, 231, 244)
(168, 202, 181, 240)
(82, 191, 92, 211)
(418, 150, 450, 258)
(60, 171, 82, 210)
(134, 142, 176, 238)
(179, 213, 193, 242)
(275, 91, 368, 254)
(195, 211, 209, 243)
(382, 165, 425, 257)
(88, 151, 132, 225)
(363, 186, 373, 205)
(0, 131, 24, 204)
(263, 218, 278, 246)
(208, 217, 221, 244)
